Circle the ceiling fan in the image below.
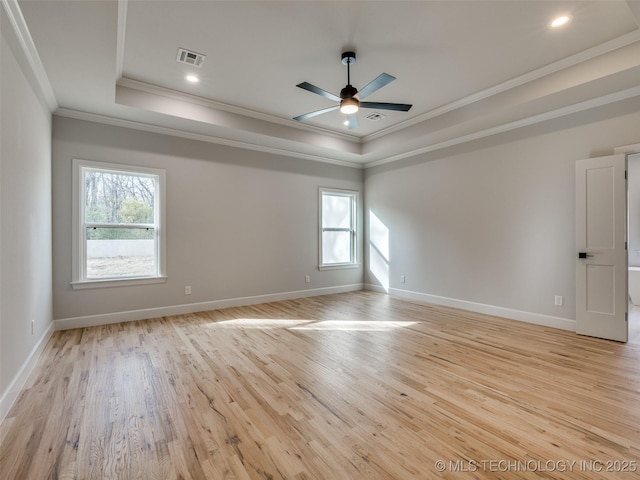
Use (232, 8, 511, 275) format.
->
(293, 51, 412, 130)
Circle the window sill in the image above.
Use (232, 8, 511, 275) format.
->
(71, 276, 167, 290)
(318, 263, 360, 271)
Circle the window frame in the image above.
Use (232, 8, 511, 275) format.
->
(318, 187, 359, 270)
(71, 158, 167, 289)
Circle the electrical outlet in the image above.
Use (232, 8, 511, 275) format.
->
(185, 286, 192, 295)
(305, 275, 311, 283)
(554, 295, 563, 306)
(400, 275, 406, 283)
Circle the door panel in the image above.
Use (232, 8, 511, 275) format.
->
(586, 264, 614, 314)
(575, 154, 627, 342)
(585, 166, 615, 248)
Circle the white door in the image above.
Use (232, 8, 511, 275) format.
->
(575, 154, 627, 342)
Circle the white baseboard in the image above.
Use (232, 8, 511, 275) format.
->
(364, 284, 576, 331)
(0, 323, 55, 422)
(53, 283, 364, 330)
(363, 283, 388, 294)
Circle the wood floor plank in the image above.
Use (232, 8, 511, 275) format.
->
(1, 291, 640, 479)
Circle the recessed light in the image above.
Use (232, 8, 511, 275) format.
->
(185, 74, 199, 83)
(549, 15, 571, 28)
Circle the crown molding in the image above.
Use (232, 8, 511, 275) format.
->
(54, 108, 364, 169)
(1, 0, 58, 111)
(364, 85, 640, 169)
(117, 77, 360, 146)
(115, 0, 127, 80)
(56, 79, 640, 172)
(364, 29, 640, 144)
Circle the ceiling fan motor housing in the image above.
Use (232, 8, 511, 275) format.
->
(340, 84, 358, 100)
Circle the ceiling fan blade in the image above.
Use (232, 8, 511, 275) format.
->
(296, 82, 341, 102)
(293, 105, 340, 122)
(360, 102, 412, 112)
(346, 114, 359, 130)
(357, 73, 396, 100)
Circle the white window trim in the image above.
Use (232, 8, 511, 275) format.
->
(71, 158, 167, 289)
(318, 187, 360, 270)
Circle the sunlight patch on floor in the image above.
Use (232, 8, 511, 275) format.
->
(208, 319, 310, 329)
(289, 320, 417, 331)
(208, 318, 417, 331)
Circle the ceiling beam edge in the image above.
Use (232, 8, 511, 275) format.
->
(54, 108, 364, 170)
(364, 85, 640, 169)
(117, 77, 360, 146)
(627, 1, 640, 28)
(363, 29, 640, 144)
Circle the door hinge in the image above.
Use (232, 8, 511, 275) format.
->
(625, 170, 628, 179)
(625, 241, 628, 250)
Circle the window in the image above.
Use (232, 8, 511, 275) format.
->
(319, 188, 358, 269)
(72, 159, 166, 288)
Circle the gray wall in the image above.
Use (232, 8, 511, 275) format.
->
(1, 9, 53, 404)
(364, 99, 640, 322)
(52, 116, 363, 322)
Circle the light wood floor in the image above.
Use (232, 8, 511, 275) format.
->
(2, 291, 639, 479)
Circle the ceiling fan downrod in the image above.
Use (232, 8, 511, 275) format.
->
(340, 51, 358, 100)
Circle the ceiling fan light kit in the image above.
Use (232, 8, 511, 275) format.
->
(340, 97, 359, 114)
(294, 50, 412, 130)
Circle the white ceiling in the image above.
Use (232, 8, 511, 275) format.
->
(13, 0, 640, 167)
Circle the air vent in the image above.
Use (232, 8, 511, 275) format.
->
(365, 112, 386, 121)
(176, 48, 206, 67)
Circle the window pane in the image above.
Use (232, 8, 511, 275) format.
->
(322, 231, 352, 264)
(322, 194, 351, 229)
(86, 227, 156, 278)
(84, 169, 156, 224)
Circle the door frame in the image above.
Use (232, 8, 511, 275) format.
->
(623, 148, 640, 342)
